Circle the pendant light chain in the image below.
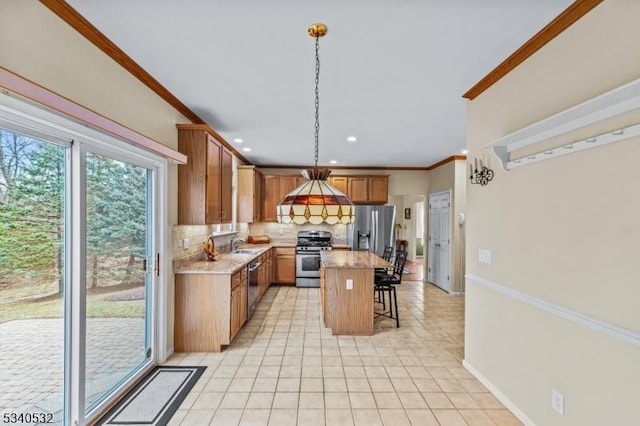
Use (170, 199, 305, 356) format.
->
(314, 36, 320, 169)
(275, 23, 355, 225)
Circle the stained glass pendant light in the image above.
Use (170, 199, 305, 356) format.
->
(276, 23, 355, 225)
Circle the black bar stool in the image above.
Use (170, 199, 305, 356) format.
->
(374, 250, 407, 328)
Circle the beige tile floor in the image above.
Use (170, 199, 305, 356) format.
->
(164, 281, 522, 426)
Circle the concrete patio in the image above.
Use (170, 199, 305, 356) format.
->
(0, 317, 145, 424)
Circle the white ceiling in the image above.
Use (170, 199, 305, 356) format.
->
(68, 0, 573, 168)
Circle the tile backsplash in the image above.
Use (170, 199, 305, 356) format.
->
(173, 222, 351, 265)
(173, 225, 238, 265)
(245, 222, 350, 245)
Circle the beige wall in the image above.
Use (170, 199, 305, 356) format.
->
(465, 1, 640, 424)
(1, 1, 192, 355)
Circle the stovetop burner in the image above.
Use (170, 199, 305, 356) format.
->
(296, 230, 332, 250)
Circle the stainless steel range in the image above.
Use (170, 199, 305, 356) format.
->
(296, 230, 332, 288)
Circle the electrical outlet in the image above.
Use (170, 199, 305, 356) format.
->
(478, 249, 492, 264)
(182, 239, 189, 250)
(552, 389, 564, 415)
(346, 279, 353, 290)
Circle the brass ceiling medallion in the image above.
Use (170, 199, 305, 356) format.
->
(276, 23, 355, 225)
(308, 23, 328, 38)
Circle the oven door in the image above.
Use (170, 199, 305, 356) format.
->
(296, 251, 321, 278)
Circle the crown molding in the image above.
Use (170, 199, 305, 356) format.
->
(463, 0, 604, 100)
(426, 155, 466, 170)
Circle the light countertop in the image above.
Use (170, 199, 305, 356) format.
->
(174, 244, 272, 275)
(175, 241, 352, 275)
(320, 251, 391, 269)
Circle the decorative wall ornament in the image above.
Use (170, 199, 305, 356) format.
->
(469, 158, 494, 186)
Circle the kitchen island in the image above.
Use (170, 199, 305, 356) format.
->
(320, 251, 392, 335)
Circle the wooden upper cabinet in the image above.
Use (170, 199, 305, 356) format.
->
(177, 124, 233, 224)
(205, 136, 222, 223)
(237, 165, 263, 223)
(279, 175, 299, 197)
(334, 175, 389, 204)
(220, 146, 232, 222)
(262, 175, 279, 222)
(258, 172, 389, 221)
(328, 176, 348, 194)
(347, 176, 369, 203)
(368, 176, 388, 204)
(262, 175, 302, 222)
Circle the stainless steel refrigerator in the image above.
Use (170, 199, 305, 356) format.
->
(349, 205, 396, 257)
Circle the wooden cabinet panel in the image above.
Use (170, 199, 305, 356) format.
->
(177, 125, 233, 224)
(220, 146, 232, 221)
(262, 175, 279, 222)
(279, 175, 299, 197)
(274, 247, 296, 284)
(368, 176, 388, 204)
(205, 136, 222, 223)
(237, 165, 263, 223)
(230, 284, 242, 340)
(347, 176, 369, 203)
(177, 129, 207, 224)
(328, 176, 348, 194)
(230, 268, 247, 342)
(257, 250, 274, 296)
(263, 175, 301, 222)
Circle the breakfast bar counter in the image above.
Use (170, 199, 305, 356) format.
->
(320, 251, 391, 335)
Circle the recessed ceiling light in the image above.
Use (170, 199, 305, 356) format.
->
(233, 138, 243, 143)
(329, 160, 337, 164)
(242, 147, 251, 152)
(346, 136, 357, 143)
(462, 149, 469, 154)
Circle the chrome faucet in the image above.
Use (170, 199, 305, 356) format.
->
(230, 237, 246, 252)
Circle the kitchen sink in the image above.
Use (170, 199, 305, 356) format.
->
(231, 248, 261, 254)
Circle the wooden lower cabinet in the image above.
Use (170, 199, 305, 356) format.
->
(230, 269, 247, 341)
(175, 268, 247, 352)
(257, 250, 273, 298)
(274, 247, 296, 284)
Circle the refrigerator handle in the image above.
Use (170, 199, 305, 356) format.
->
(371, 210, 378, 253)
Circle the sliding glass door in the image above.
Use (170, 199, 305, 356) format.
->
(0, 130, 67, 424)
(84, 152, 155, 414)
(0, 94, 164, 425)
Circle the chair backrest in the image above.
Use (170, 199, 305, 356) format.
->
(390, 250, 407, 283)
(381, 245, 394, 262)
(376, 250, 407, 285)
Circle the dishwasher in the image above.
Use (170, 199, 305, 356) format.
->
(247, 259, 261, 319)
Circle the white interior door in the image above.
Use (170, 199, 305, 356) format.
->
(428, 191, 451, 292)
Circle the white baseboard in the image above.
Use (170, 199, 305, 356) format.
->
(161, 347, 174, 363)
(463, 360, 536, 426)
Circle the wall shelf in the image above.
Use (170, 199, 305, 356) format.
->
(487, 78, 640, 170)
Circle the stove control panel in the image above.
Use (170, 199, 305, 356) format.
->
(296, 246, 332, 251)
